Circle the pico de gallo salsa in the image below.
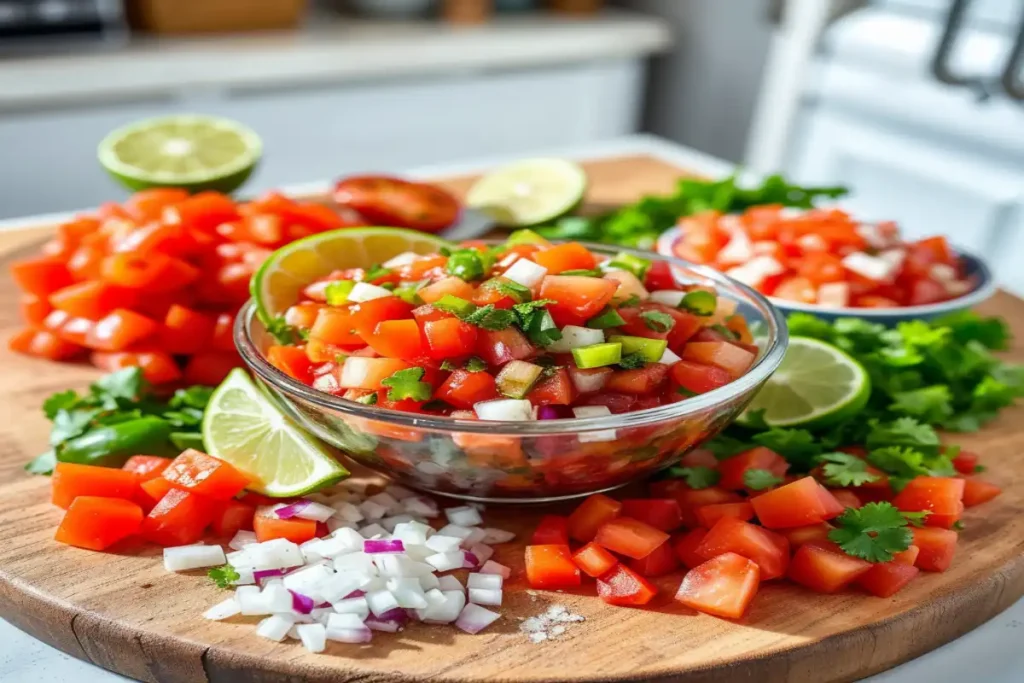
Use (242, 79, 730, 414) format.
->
(265, 232, 759, 420)
(666, 207, 975, 309)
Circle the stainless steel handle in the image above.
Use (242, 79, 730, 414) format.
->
(1000, 8, 1024, 101)
(930, 0, 996, 101)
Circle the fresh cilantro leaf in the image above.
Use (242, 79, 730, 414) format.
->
(741, 409, 770, 431)
(970, 375, 1020, 414)
(50, 409, 98, 446)
(92, 367, 147, 404)
(667, 466, 720, 489)
(867, 446, 954, 491)
(512, 300, 556, 318)
(25, 450, 56, 475)
(266, 316, 298, 345)
(43, 390, 80, 420)
(169, 386, 214, 411)
(865, 417, 941, 455)
(618, 353, 647, 370)
(483, 278, 531, 302)
(889, 385, 954, 423)
(640, 310, 675, 333)
(703, 435, 752, 459)
(828, 502, 913, 563)
(743, 468, 782, 491)
(161, 408, 204, 428)
(363, 264, 392, 282)
(752, 428, 820, 468)
(617, 294, 641, 308)
(513, 301, 561, 346)
(785, 313, 835, 341)
(901, 510, 930, 528)
(463, 305, 516, 331)
(208, 565, 240, 589)
(816, 452, 881, 488)
(355, 392, 378, 405)
(974, 464, 987, 473)
(934, 310, 1010, 350)
(940, 411, 991, 433)
(380, 367, 433, 402)
(465, 357, 488, 373)
(951, 520, 965, 531)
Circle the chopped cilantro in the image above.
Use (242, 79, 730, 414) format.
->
(481, 278, 531, 302)
(463, 304, 516, 331)
(208, 565, 240, 589)
(380, 367, 433, 402)
(617, 352, 647, 370)
(355, 392, 378, 405)
(465, 357, 488, 373)
(743, 468, 782, 491)
(751, 428, 820, 469)
(617, 294, 641, 308)
(266, 316, 299, 345)
(667, 466, 720, 489)
(363, 264, 393, 282)
(816, 452, 881, 488)
(828, 502, 914, 563)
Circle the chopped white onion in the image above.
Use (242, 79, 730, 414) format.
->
(473, 398, 534, 421)
(332, 596, 370, 620)
(421, 590, 466, 625)
(232, 568, 256, 586)
(481, 528, 515, 545)
(382, 251, 420, 268)
(435, 524, 474, 541)
(604, 269, 649, 302)
(366, 589, 401, 617)
(283, 564, 334, 603)
(292, 501, 335, 522)
(842, 251, 896, 281)
(358, 500, 390, 521)
(247, 539, 303, 571)
(367, 492, 403, 515)
(796, 233, 827, 252)
(332, 501, 364, 523)
(568, 365, 612, 394)
(163, 544, 226, 572)
(228, 530, 258, 551)
(203, 597, 240, 621)
(468, 588, 503, 606)
(445, 506, 483, 527)
(296, 623, 327, 653)
(419, 572, 440, 591)
(656, 347, 682, 365)
(263, 584, 295, 614)
(455, 603, 501, 634)
(359, 523, 389, 539)
(392, 521, 431, 546)
(380, 514, 416, 532)
(348, 281, 394, 302)
(425, 551, 465, 572)
(572, 405, 617, 442)
(468, 573, 503, 590)
(544, 325, 604, 353)
(326, 613, 372, 644)
(717, 228, 755, 265)
(468, 543, 493, 565)
(256, 614, 295, 642)
(425, 534, 463, 553)
(817, 282, 850, 308)
(648, 290, 686, 307)
(436, 575, 464, 592)
(387, 578, 429, 608)
(329, 527, 366, 553)
(332, 552, 376, 575)
(478, 561, 512, 579)
(404, 544, 434, 562)
(502, 258, 547, 288)
(235, 585, 263, 615)
(385, 484, 415, 500)
(403, 496, 440, 517)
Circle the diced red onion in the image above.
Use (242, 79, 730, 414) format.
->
(252, 567, 293, 581)
(364, 616, 402, 632)
(364, 539, 405, 554)
(274, 500, 311, 520)
(537, 405, 573, 420)
(345, 589, 366, 599)
(289, 590, 315, 615)
(455, 603, 501, 634)
(463, 552, 480, 569)
(378, 607, 410, 623)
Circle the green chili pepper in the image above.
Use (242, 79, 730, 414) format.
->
(57, 417, 175, 467)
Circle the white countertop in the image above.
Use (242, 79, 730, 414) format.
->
(0, 9, 671, 112)
(1, 134, 1022, 682)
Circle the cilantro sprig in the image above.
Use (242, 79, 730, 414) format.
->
(380, 367, 433, 402)
(208, 565, 240, 588)
(666, 466, 720, 489)
(828, 502, 919, 563)
(816, 452, 881, 488)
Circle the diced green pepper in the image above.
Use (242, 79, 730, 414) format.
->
(506, 229, 549, 246)
(394, 279, 427, 305)
(680, 290, 717, 316)
(446, 249, 486, 281)
(604, 252, 652, 280)
(587, 307, 626, 329)
(572, 342, 623, 369)
(608, 335, 668, 363)
(433, 295, 477, 318)
(325, 280, 356, 306)
(524, 309, 561, 346)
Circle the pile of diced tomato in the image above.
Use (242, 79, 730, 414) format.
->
(669, 207, 974, 309)
(9, 189, 363, 385)
(270, 235, 758, 419)
(523, 446, 1000, 618)
(52, 450, 319, 551)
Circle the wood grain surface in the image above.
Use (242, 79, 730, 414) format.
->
(1, 155, 1023, 683)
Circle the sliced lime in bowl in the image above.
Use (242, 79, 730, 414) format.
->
(466, 158, 587, 227)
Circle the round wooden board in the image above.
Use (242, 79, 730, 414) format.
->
(2, 156, 1024, 683)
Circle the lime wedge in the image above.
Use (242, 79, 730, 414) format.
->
(98, 115, 262, 194)
(202, 368, 348, 496)
(466, 158, 587, 227)
(251, 226, 454, 323)
(738, 337, 870, 429)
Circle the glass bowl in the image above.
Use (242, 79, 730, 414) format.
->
(235, 242, 789, 503)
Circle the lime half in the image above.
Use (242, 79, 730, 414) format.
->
(98, 115, 261, 194)
(738, 337, 870, 429)
(466, 158, 587, 227)
(203, 368, 348, 496)
(252, 226, 454, 323)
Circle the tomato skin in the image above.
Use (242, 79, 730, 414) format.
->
(717, 447, 789, 491)
(891, 477, 965, 529)
(673, 528, 710, 569)
(267, 345, 314, 383)
(52, 463, 140, 510)
(9, 327, 84, 361)
(670, 360, 733, 394)
(532, 242, 597, 274)
(163, 191, 240, 232)
(532, 514, 570, 545)
(952, 450, 980, 475)
(140, 476, 175, 504)
(962, 478, 1001, 507)
(418, 276, 474, 304)
(682, 341, 756, 379)
(367, 319, 427, 360)
(20, 293, 53, 326)
(309, 307, 363, 348)
(696, 501, 755, 529)
(162, 304, 216, 354)
(620, 499, 684, 532)
(423, 318, 478, 358)
(594, 517, 670, 560)
(49, 280, 137, 320)
(527, 367, 574, 406)
(628, 539, 679, 577)
(161, 449, 251, 501)
(674, 487, 743, 527)
(437, 369, 498, 409)
(540, 275, 618, 321)
(787, 541, 872, 593)
(751, 477, 840, 529)
(567, 494, 623, 543)
(141, 488, 218, 546)
(55, 496, 144, 551)
(85, 308, 160, 352)
(349, 297, 414, 339)
(183, 352, 239, 386)
(696, 516, 790, 580)
(675, 552, 761, 619)
(778, 523, 833, 548)
(93, 351, 183, 385)
(211, 500, 256, 537)
(122, 455, 171, 482)
(856, 560, 920, 598)
(597, 564, 659, 606)
(572, 542, 619, 578)
(11, 257, 73, 296)
(525, 544, 582, 589)
(475, 327, 534, 366)
(253, 506, 317, 544)
(605, 364, 669, 395)
(912, 527, 958, 572)
(644, 260, 678, 290)
(333, 176, 460, 233)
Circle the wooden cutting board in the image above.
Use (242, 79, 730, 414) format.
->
(1, 155, 1023, 683)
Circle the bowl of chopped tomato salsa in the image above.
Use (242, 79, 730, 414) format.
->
(235, 232, 788, 502)
(657, 207, 996, 322)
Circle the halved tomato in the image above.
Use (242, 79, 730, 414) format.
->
(333, 176, 459, 233)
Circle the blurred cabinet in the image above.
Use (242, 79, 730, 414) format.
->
(0, 59, 643, 218)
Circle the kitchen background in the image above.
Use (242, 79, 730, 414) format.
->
(0, 0, 1022, 290)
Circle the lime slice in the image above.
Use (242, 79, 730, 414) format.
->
(203, 368, 348, 496)
(466, 158, 587, 227)
(98, 115, 262, 194)
(251, 226, 454, 323)
(738, 337, 870, 429)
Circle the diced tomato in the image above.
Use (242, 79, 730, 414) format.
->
(423, 318, 478, 358)
(567, 494, 623, 543)
(912, 527, 958, 572)
(752, 477, 840, 529)
(182, 352, 238, 386)
(572, 542, 619, 578)
(10, 257, 73, 296)
(540, 275, 617, 321)
(532, 242, 596, 274)
(253, 506, 317, 544)
(436, 369, 498, 409)
(696, 516, 790, 580)
(620, 499, 683, 532)
(308, 308, 362, 348)
(696, 501, 755, 528)
(532, 514, 570, 545)
(267, 345, 314, 383)
(670, 360, 733, 394)
(675, 552, 760, 619)
(679, 449, 718, 469)
(605, 364, 669, 395)
(161, 449, 251, 501)
(525, 544, 581, 589)
(528, 367, 574, 406)
(894, 545, 920, 566)
(831, 489, 863, 510)
(682, 342, 756, 379)
(52, 462, 140, 510)
(163, 191, 239, 232)
(675, 487, 743, 527)
(717, 447, 789, 491)
(211, 313, 236, 352)
(952, 450, 980, 475)
(628, 539, 679, 577)
(673, 213, 729, 263)
(211, 500, 256, 537)
(594, 517, 670, 559)
(962, 478, 1001, 507)
(788, 541, 872, 593)
(892, 476, 965, 529)
(140, 476, 175, 504)
(140, 488, 217, 546)
(773, 276, 817, 303)
(673, 528, 709, 568)
(9, 328, 84, 361)
(779, 523, 833, 548)
(348, 297, 414, 339)
(122, 455, 171, 482)
(93, 351, 183, 385)
(576, 392, 636, 414)
(162, 304, 216, 354)
(366, 319, 427, 360)
(475, 327, 534, 366)
(49, 280, 136, 320)
(644, 260, 677, 290)
(418, 276, 474, 304)
(856, 560, 920, 598)
(55, 496, 144, 551)
(84, 308, 160, 351)
(597, 564, 658, 606)
(19, 293, 52, 326)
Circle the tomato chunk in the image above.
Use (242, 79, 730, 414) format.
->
(856, 560, 920, 598)
(696, 516, 790, 580)
(594, 517, 670, 559)
(620, 499, 684, 532)
(962, 478, 1001, 507)
(673, 528, 710, 569)
(675, 552, 760, 619)
(211, 500, 256, 537)
(55, 496, 144, 551)
(696, 501, 755, 529)
(912, 527, 958, 572)
(532, 514, 570, 545)
(682, 342, 755, 379)
(253, 506, 317, 544)
(161, 449, 251, 501)
(951, 450, 980, 475)
(540, 275, 617, 321)
(787, 541, 872, 593)
(436, 369, 498, 409)
(778, 523, 833, 548)
(572, 542, 619, 578)
(141, 488, 217, 546)
(892, 476, 965, 529)
(597, 565, 658, 607)
(717, 447, 789, 491)
(567, 494, 622, 543)
(52, 462, 140, 510)
(670, 360, 733, 394)
(368, 319, 427, 360)
(121, 455, 171, 482)
(628, 539, 679, 577)
(751, 477, 840, 528)
(525, 544, 582, 589)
